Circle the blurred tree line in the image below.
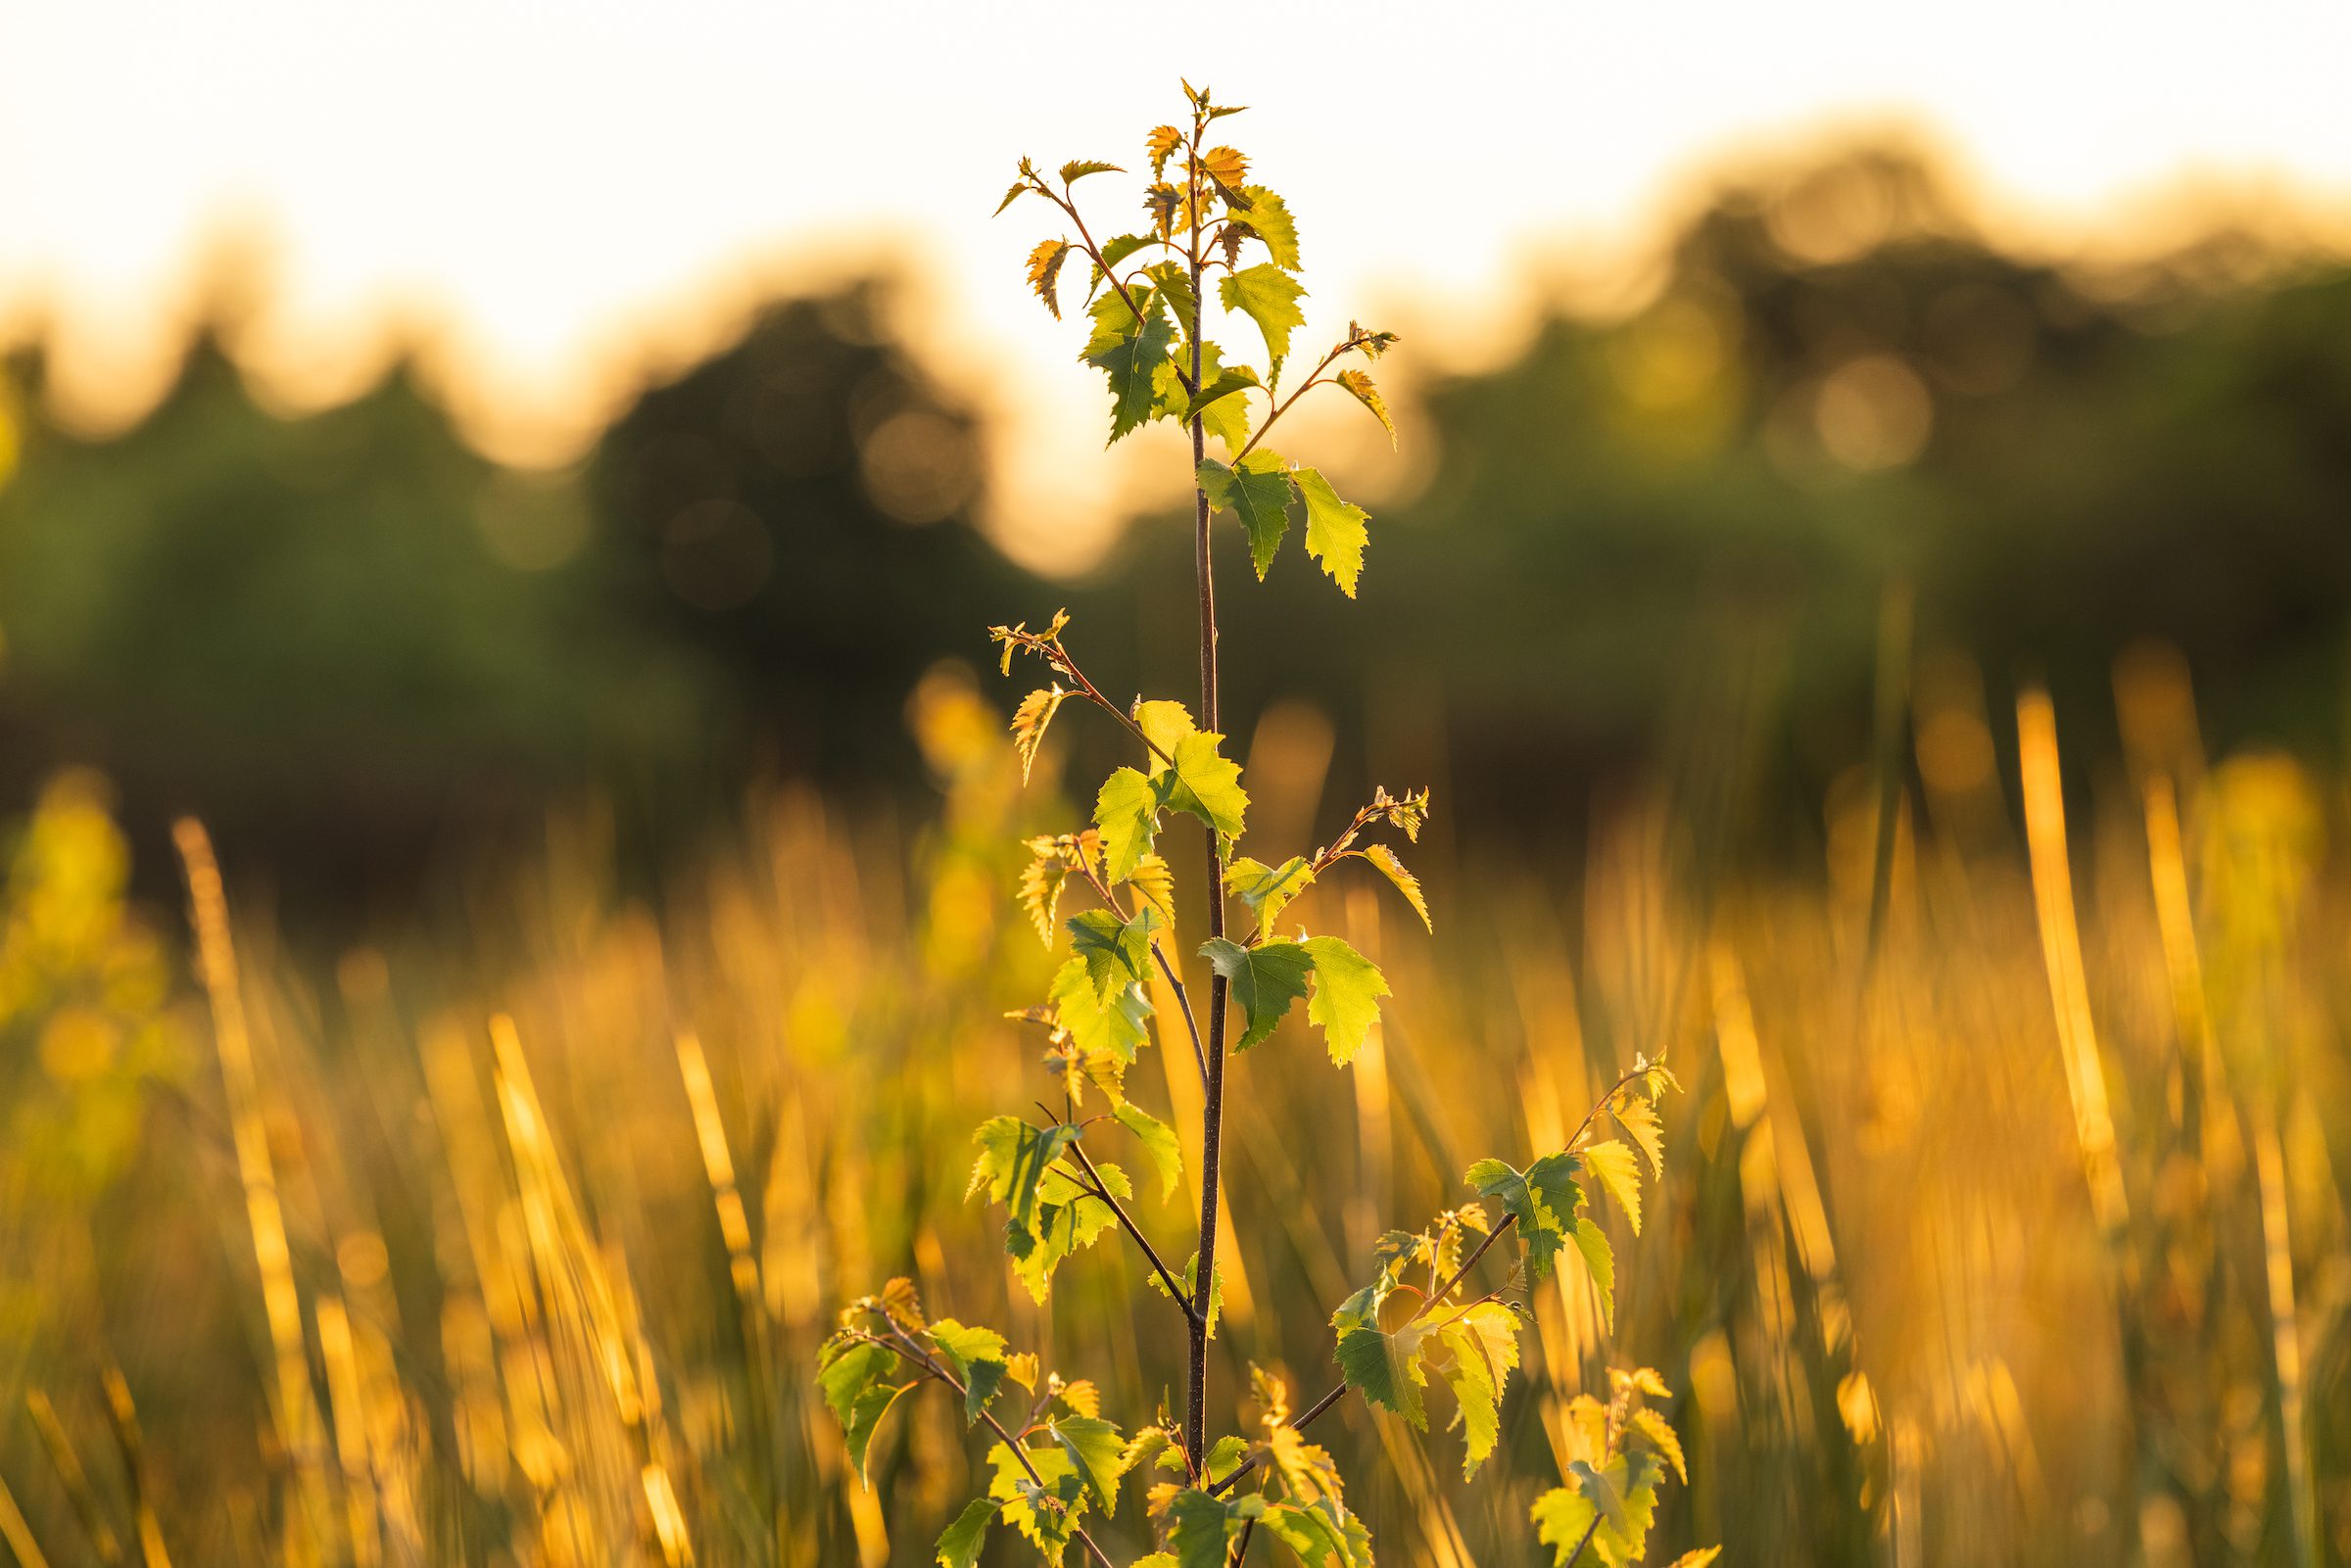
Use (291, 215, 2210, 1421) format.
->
(1, 146, 2346, 907)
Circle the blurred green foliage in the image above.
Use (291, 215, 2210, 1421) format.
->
(2, 148, 2348, 894)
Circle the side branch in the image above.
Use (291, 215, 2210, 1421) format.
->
(1066, 1137, 1199, 1325)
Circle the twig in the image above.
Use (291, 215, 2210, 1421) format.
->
(1066, 1135, 1199, 1324)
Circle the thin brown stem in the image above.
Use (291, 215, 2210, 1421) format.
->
(1183, 106, 1231, 1476)
(1152, 941, 1212, 1088)
(1067, 1136, 1199, 1324)
(1233, 337, 1361, 462)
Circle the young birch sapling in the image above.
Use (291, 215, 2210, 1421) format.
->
(820, 83, 1717, 1568)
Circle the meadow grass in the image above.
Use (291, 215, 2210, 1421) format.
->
(0, 654, 2342, 1567)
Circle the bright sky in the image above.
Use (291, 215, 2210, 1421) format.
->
(6, 0, 2351, 567)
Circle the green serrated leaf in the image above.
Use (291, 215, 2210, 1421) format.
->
(970, 1117, 1080, 1234)
(1219, 262, 1307, 364)
(927, 1319, 1009, 1425)
(994, 180, 1032, 217)
(1112, 1101, 1181, 1202)
(1201, 936, 1314, 1050)
(1224, 854, 1315, 932)
(1082, 292, 1176, 444)
(1435, 1302, 1521, 1478)
(1579, 1138, 1644, 1234)
(1048, 956, 1152, 1063)
(1060, 159, 1122, 185)
(1183, 366, 1260, 425)
(1067, 907, 1159, 1004)
(1233, 186, 1300, 269)
(1467, 1151, 1585, 1281)
(1051, 1415, 1128, 1517)
(1198, 449, 1295, 578)
(1168, 1489, 1263, 1568)
(936, 1497, 998, 1568)
(1161, 731, 1248, 839)
(1571, 1214, 1615, 1328)
(817, 1339, 913, 1487)
(989, 1443, 1086, 1560)
(1334, 1322, 1428, 1429)
(1302, 935, 1388, 1065)
(1094, 767, 1160, 881)
(1293, 467, 1369, 597)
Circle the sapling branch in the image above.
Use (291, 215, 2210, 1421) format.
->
(1066, 1133, 1199, 1323)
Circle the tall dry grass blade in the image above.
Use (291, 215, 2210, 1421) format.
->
(0, 1470, 53, 1568)
(2013, 691, 2134, 1249)
(171, 820, 322, 1462)
(25, 1391, 120, 1567)
(98, 1370, 170, 1568)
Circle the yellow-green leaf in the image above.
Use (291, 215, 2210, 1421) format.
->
(1162, 731, 1248, 839)
(1200, 936, 1313, 1051)
(936, 1497, 998, 1568)
(1233, 186, 1300, 269)
(1580, 1138, 1644, 1234)
(1335, 367, 1396, 449)
(1112, 1101, 1181, 1202)
(1010, 686, 1068, 783)
(1060, 159, 1122, 185)
(1219, 262, 1307, 364)
(1094, 767, 1160, 880)
(1082, 292, 1176, 444)
(1183, 366, 1260, 425)
(1356, 842, 1430, 931)
(1225, 855, 1315, 932)
(1301, 935, 1388, 1065)
(1293, 467, 1369, 596)
(1198, 450, 1295, 578)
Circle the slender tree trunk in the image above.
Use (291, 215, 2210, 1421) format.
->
(1184, 133, 1228, 1472)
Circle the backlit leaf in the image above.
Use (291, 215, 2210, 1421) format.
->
(927, 1318, 1009, 1424)
(1232, 186, 1300, 269)
(1293, 467, 1369, 596)
(1112, 1100, 1181, 1202)
(1060, 159, 1122, 185)
(1081, 292, 1176, 444)
(1224, 854, 1315, 932)
(936, 1497, 998, 1568)
(1027, 240, 1073, 320)
(1629, 1407, 1686, 1484)
(1301, 935, 1388, 1066)
(1052, 1415, 1130, 1517)
(1168, 1489, 1260, 1568)
(1128, 853, 1177, 927)
(1335, 367, 1397, 449)
(1183, 366, 1260, 425)
(1570, 1215, 1615, 1328)
(1010, 686, 1069, 783)
(1094, 767, 1160, 880)
(969, 1117, 1080, 1235)
(1161, 731, 1248, 839)
(1201, 936, 1314, 1050)
(1200, 145, 1249, 199)
(1131, 697, 1198, 774)
(1198, 450, 1296, 578)
(1067, 907, 1159, 1003)
(1334, 1321, 1428, 1429)
(1580, 1138, 1644, 1234)
(994, 180, 1032, 216)
(1356, 842, 1431, 931)
(1047, 956, 1151, 1063)
(817, 1339, 913, 1487)
(1467, 1151, 1585, 1282)
(989, 1442, 1086, 1560)
(1146, 124, 1183, 179)
(1220, 262, 1307, 364)
(1615, 1095, 1665, 1180)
